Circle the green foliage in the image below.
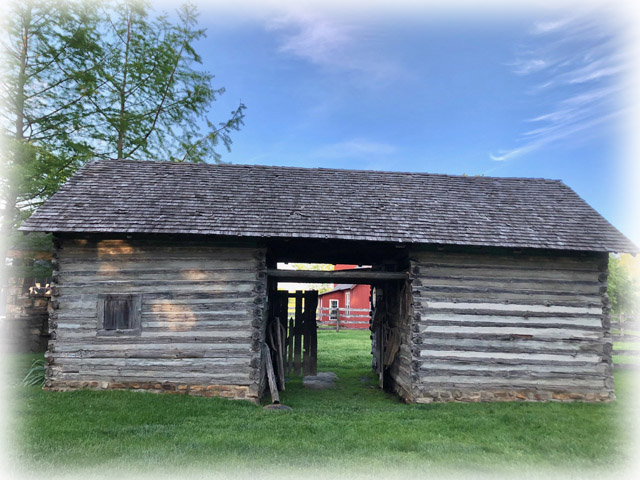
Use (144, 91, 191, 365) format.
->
(1, 0, 101, 225)
(1, 0, 243, 220)
(287, 263, 334, 293)
(607, 254, 638, 317)
(12, 331, 632, 473)
(8, 232, 54, 279)
(1, 0, 244, 279)
(89, 0, 245, 162)
(21, 358, 46, 387)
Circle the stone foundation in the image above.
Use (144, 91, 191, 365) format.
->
(412, 389, 615, 404)
(391, 381, 414, 403)
(45, 380, 258, 402)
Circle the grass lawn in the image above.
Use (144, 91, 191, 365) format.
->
(8, 330, 638, 477)
(613, 341, 640, 366)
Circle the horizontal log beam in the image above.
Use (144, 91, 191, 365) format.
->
(267, 268, 408, 283)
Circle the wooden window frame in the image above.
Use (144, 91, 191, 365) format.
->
(329, 299, 339, 321)
(345, 291, 351, 316)
(97, 294, 142, 336)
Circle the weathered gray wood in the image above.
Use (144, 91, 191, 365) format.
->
(419, 337, 609, 355)
(418, 277, 601, 294)
(275, 318, 286, 390)
(408, 249, 612, 401)
(267, 268, 408, 282)
(47, 235, 267, 398)
(263, 343, 280, 404)
(418, 349, 601, 363)
(287, 316, 293, 374)
(424, 301, 602, 315)
(413, 251, 602, 269)
(418, 362, 608, 376)
(421, 313, 603, 328)
(416, 376, 606, 389)
(293, 292, 302, 376)
(308, 293, 318, 375)
(414, 266, 598, 282)
(302, 297, 311, 374)
(420, 326, 602, 340)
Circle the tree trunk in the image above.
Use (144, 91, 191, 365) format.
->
(1, 5, 31, 314)
(116, 10, 132, 159)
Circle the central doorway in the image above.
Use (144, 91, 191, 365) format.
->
(263, 266, 410, 403)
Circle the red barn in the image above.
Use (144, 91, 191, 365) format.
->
(317, 265, 371, 329)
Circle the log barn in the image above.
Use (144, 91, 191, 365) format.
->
(20, 159, 637, 403)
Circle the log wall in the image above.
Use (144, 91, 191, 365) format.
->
(46, 235, 267, 401)
(408, 249, 612, 403)
(385, 282, 413, 401)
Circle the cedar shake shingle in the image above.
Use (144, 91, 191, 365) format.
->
(19, 159, 637, 253)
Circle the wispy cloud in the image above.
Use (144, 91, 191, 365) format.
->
(532, 19, 571, 34)
(266, 12, 405, 85)
(268, 13, 353, 65)
(491, 12, 628, 162)
(312, 138, 397, 159)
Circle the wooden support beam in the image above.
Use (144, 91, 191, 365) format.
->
(267, 268, 408, 283)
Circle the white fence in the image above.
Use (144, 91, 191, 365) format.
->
(286, 306, 371, 331)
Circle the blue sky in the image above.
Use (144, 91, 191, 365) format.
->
(178, 1, 637, 244)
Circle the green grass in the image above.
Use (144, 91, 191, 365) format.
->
(614, 342, 640, 351)
(613, 341, 640, 365)
(613, 355, 640, 365)
(9, 330, 637, 476)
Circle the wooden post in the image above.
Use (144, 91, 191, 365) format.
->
(275, 316, 286, 390)
(302, 297, 311, 376)
(335, 307, 340, 333)
(263, 343, 279, 404)
(287, 316, 294, 374)
(294, 291, 303, 375)
(308, 292, 318, 375)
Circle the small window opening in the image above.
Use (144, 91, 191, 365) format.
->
(98, 294, 142, 335)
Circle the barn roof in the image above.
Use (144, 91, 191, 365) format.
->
(20, 159, 637, 253)
(320, 284, 356, 295)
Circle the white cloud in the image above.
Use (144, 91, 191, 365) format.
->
(491, 109, 624, 162)
(511, 58, 550, 75)
(492, 12, 628, 163)
(268, 13, 354, 66)
(532, 18, 573, 34)
(266, 12, 406, 85)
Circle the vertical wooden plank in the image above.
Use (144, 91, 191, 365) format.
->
(294, 291, 303, 376)
(302, 292, 311, 376)
(308, 291, 318, 376)
(103, 299, 115, 330)
(275, 316, 286, 390)
(277, 291, 290, 374)
(288, 316, 294, 374)
(262, 343, 280, 404)
(115, 299, 131, 329)
(377, 326, 384, 389)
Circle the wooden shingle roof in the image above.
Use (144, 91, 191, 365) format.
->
(20, 159, 637, 253)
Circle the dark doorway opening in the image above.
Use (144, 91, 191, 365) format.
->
(261, 262, 411, 403)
